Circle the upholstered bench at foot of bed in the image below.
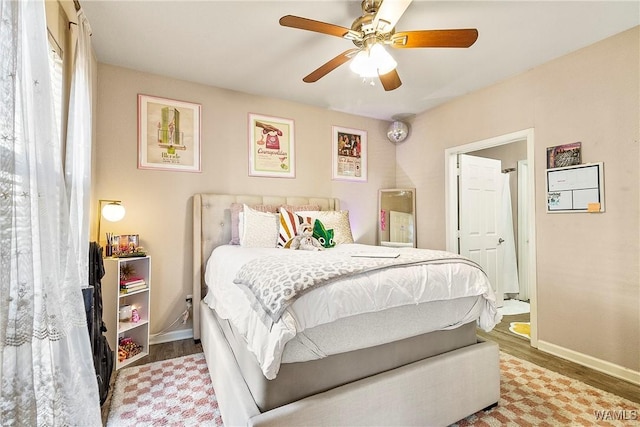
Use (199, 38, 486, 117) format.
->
(200, 300, 500, 427)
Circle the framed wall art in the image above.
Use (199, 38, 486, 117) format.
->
(332, 125, 367, 182)
(248, 113, 295, 178)
(546, 142, 581, 169)
(138, 94, 201, 172)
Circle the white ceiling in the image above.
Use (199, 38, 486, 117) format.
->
(81, 1, 639, 121)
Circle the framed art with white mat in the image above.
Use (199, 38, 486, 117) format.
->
(332, 125, 367, 182)
(248, 113, 295, 178)
(137, 94, 201, 173)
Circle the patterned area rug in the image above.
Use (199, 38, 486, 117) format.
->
(454, 353, 638, 426)
(107, 352, 638, 426)
(106, 353, 222, 426)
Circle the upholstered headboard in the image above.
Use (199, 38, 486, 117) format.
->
(192, 193, 340, 340)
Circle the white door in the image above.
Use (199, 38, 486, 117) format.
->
(459, 154, 504, 307)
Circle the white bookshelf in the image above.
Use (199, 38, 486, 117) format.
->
(102, 256, 151, 369)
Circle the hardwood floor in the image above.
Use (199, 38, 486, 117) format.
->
(101, 315, 640, 423)
(140, 338, 203, 364)
(478, 312, 640, 405)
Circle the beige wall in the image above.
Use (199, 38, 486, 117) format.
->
(397, 27, 639, 372)
(93, 64, 395, 338)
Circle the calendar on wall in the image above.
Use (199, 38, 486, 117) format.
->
(546, 162, 604, 213)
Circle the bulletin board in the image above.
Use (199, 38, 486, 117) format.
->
(546, 162, 604, 213)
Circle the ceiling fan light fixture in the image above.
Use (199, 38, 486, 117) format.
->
(349, 50, 377, 78)
(280, 1, 477, 91)
(370, 43, 397, 74)
(349, 43, 397, 78)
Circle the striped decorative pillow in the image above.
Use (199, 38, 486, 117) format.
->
(278, 207, 312, 248)
(279, 204, 320, 214)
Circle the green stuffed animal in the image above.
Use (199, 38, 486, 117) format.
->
(313, 219, 335, 249)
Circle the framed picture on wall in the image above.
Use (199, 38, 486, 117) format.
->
(546, 142, 581, 169)
(248, 113, 295, 178)
(332, 125, 367, 182)
(138, 94, 201, 172)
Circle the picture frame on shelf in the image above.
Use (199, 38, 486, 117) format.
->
(248, 113, 295, 178)
(332, 125, 367, 182)
(114, 234, 146, 258)
(138, 94, 202, 173)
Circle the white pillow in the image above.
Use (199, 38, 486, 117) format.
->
(295, 210, 355, 244)
(240, 204, 280, 248)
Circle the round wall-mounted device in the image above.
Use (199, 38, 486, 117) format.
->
(387, 120, 409, 143)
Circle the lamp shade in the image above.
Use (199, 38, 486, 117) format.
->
(102, 202, 125, 222)
(368, 44, 397, 75)
(349, 44, 397, 78)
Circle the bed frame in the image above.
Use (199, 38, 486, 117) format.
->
(193, 193, 500, 426)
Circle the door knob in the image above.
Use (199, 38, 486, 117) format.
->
(498, 238, 505, 245)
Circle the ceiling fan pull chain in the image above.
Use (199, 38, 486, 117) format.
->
(361, 77, 375, 86)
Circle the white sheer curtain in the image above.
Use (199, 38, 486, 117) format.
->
(0, 0, 101, 425)
(65, 7, 93, 279)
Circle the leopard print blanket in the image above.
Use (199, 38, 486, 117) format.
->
(233, 249, 483, 324)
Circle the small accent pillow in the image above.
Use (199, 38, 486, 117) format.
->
(312, 219, 335, 248)
(278, 207, 312, 248)
(230, 203, 278, 245)
(240, 204, 280, 248)
(279, 204, 320, 214)
(296, 210, 355, 245)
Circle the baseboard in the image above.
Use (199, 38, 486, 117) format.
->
(149, 328, 194, 345)
(538, 340, 640, 386)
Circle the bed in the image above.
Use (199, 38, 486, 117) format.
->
(193, 193, 501, 426)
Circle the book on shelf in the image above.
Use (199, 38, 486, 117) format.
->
(120, 282, 146, 289)
(120, 277, 146, 287)
(121, 275, 144, 282)
(119, 284, 147, 294)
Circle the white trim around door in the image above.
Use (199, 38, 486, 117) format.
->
(444, 128, 538, 347)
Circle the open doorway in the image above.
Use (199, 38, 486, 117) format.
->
(444, 129, 538, 347)
(467, 141, 527, 305)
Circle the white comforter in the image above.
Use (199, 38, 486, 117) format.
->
(203, 244, 501, 379)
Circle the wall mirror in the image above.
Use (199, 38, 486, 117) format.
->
(378, 188, 416, 247)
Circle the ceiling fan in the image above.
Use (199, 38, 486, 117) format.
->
(279, 0, 478, 91)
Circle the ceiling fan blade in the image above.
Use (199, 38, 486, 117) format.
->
(279, 15, 351, 38)
(391, 29, 479, 48)
(373, 0, 413, 33)
(303, 49, 360, 83)
(379, 69, 402, 91)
